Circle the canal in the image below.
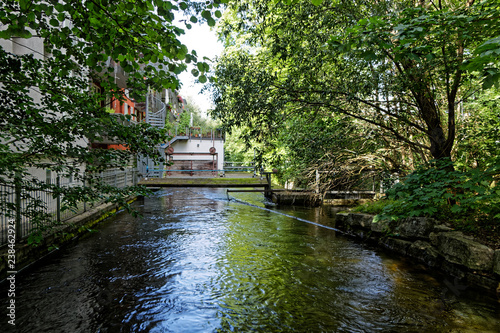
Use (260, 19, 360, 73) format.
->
(2, 188, 499, 332)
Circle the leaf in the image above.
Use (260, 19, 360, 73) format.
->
(199, 75, 207, 83)
(190, 16, 198, 23)
(201, 10, 211, 20)
(360, 50, 378, 61)
(482, 72, 500, 89)
(311, 0, 324, 5)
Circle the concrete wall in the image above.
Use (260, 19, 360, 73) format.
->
(169, 138, 224, 171)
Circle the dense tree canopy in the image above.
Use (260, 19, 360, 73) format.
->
(209, 0, 500, 230)
(0, 0, 225, 243)
(210, 0, 500, 177)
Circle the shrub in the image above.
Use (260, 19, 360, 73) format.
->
(351, 199, 394, 215)
(374, 158, 500, 228)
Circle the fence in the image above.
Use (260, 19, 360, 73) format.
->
(223, 162, 257, 176)
(0, 168, 138, 247)
(170, 127, 224, 140)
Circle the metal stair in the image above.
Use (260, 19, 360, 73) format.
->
(145, 93, 166, 128)
(137, 91, 167, 178)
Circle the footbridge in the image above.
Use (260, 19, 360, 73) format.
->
(138, 175, 269, 188)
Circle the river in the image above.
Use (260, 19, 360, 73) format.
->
(1, 188, 499, 332)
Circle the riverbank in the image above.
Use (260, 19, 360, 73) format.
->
(0, 197, 137, 282)
(335, 212, 500, 296)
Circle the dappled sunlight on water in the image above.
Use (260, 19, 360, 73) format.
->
(1, 188, 499, 332)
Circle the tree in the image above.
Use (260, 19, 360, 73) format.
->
(0, 0, 225, 244)
(210, 0, 500, 166)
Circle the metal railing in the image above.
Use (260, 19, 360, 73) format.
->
(0, 168, 138, 246)
(146, 93, 166, 128)
(223, 162, 256, 176)
(169, 127, 224, 140)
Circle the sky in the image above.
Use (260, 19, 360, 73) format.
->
(177, 22, 224, 115)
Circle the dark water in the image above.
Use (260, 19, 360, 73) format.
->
(1, 188, 499, 332)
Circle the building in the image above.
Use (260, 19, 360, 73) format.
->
(164, 128, 225, 177)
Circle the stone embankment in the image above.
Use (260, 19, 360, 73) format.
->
(336, 213, 500, 295)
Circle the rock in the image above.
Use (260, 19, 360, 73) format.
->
(494, 250, 500, 276)
(383, 238, 413, 255)
(335, 213, 373, 231)
(433, 224, 454, 233)
(465, 272, 499, 291)
(408, 240, 441, 267)
(395, 217, 436, 240)
(435, 232, 495, 271)
(348, 213, 373, 229)
(335, 213, 349, 229)
(371, 218, 395, 234)
(429, 232, 438, 246)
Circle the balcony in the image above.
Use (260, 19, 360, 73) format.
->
(90, 113, 138, 145)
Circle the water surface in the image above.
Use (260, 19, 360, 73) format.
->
(1, 188, 499, 332)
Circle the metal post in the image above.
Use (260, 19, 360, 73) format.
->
(14, 172, 22, 241)
(56, 175, 61, 224)
(145, 91, 150, 124)
(315, 170, 320, 194)
(83, 179, 87, 212)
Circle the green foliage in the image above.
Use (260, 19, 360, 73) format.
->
(223, 127, 257, 164)
(172, 96, 220, 137)
(178, 111, 191, 131)
(352, 200, 393, 215)
(455, 88, 500, 170)
(375, 158, 500, 228)
(0, 0, 224, 245)
(210, 0, 500, 178)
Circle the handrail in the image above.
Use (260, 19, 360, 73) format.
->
(146, 93, 166, 128)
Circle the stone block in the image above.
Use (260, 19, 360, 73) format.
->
(407, 240, 440, 267)
(383, 238, 412, 255)
(348, 213, 373, 229)
(429, 232, 438, 246)
(434, 224, 454, 233)
(335, 213, 349, 229)
(371, 218, 395, 234)
(435, 232, 494, 271)
(394, 217, 436, 240)
(494, 250, 500, 276)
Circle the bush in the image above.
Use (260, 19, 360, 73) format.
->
(351, 199, 394, 215)
(374, 158, 500, 229)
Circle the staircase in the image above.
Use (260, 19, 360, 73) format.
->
(137, 91, 167, 178)
(145, 93, 166, 128)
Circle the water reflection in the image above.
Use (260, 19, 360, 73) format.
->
(1, 188, 499, 332)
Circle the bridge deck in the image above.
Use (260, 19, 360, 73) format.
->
(139, 175, 269, 188)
